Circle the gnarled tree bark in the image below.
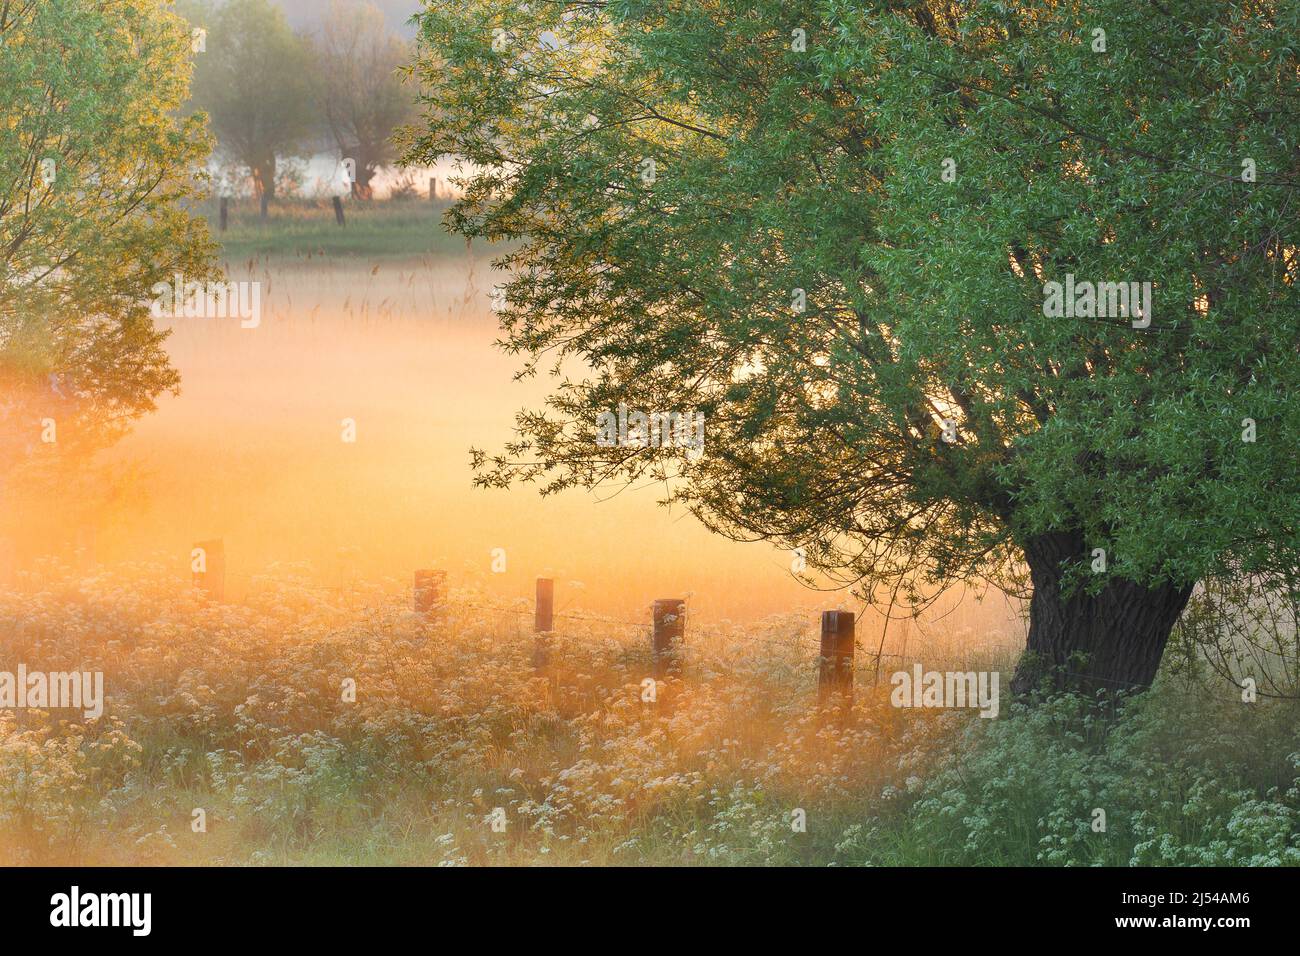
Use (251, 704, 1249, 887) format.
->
(1011, 531, 1195, 697)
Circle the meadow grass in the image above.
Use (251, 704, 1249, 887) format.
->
(205, 197, 474, 261)
(0, 563, 1296, 866)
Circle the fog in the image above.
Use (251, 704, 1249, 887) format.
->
(0, 248, 1021, 641)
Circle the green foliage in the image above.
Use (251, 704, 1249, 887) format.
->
(0, 0, 216, 466)
(186, 0, 315, 204)
(860, 688, 1300, 866)
(403, 1, 1300, 611)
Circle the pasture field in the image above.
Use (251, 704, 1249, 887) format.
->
(204, 197, 468, 261)
(0, 563, 1295, 867)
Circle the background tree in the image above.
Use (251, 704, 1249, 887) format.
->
(0, 0, 215, 477)
(187, 0, 314, 217)
(403, 0, 1300, 697)
(312, 0, 417, 199)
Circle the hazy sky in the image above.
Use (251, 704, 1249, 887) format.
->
(273, 0, 422, 37)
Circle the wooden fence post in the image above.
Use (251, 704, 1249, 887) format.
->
(430, 176, 438, 201)
(219, 197, 229, 232)
(818, 610, 855, 700)
(532, 577, 554, 669)
(414, 569, 446, 615)
(652, 599, 686, 675)
(192, 539, 226, 602)
(333, 195, 346, 226)
(535, 578, 554, 632)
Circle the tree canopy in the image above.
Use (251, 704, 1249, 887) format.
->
(403, 0, 1300, 692)
(314, 0, 418, 199)
(0, 0, 215, 473)
(187, 0, 314, 213)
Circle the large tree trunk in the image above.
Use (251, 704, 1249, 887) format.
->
(1010, 531, 1194, 697)
(351, 164, 376, 201)
(252, 158, 277, 219)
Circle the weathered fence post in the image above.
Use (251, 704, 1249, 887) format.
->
(430, 176, 438, 201)
(535, 578, 554, 632)
(532, 577, 554, 668)
(413, 569, 446, 615)
(192, 539, 226, 602)
(219, 197, 229, 232)
(652, 599, 686, 675)
(818, 610, 855, 700)
(333, 195, 346, 226)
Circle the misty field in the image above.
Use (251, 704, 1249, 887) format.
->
(0, 562, 1296, 867)
(3, 209, 1295, 868)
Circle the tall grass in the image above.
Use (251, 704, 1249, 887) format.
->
(0, 563, 1295, 865)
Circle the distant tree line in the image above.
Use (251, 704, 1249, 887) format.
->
(181, 0, 418, 215)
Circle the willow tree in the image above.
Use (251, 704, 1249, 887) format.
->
(187, 0, 314, 217)
(403, 0, 1300, 695)
(1, 0, 215, 475)
(313, 0, 417, 200)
